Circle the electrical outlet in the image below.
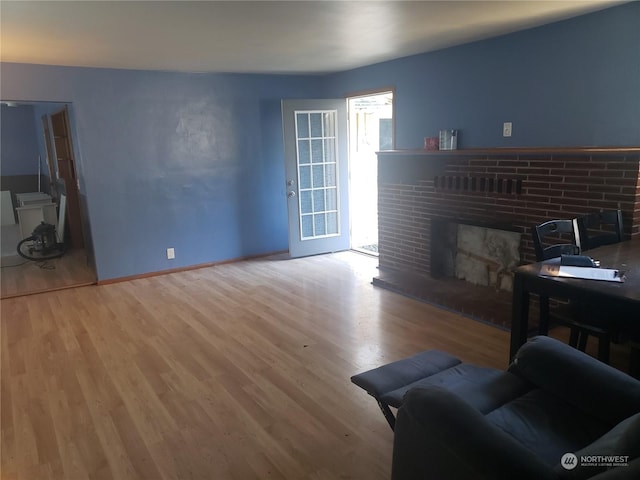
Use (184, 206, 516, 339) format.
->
(166, 247, 175, 260)
(503, 122, 513, 137)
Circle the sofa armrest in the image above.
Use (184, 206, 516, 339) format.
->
(508, 336, 640, 425)
(391, 386, 555, 480)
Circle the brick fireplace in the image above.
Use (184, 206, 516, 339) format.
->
(374, 147, 640, 327)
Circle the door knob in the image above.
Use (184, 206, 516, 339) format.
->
(287, 191, 296, 198)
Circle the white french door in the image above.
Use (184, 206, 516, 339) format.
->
(282, 99, 349, 258)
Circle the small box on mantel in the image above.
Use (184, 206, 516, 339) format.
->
(439, 130, 458, 150)
(424, 136, 439, 150)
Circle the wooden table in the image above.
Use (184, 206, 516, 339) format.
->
(510, 240, 640, 360)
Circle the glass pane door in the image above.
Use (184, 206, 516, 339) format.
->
(282, 99, 349, 258)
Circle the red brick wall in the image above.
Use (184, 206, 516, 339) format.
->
(378, 151, 640, 276)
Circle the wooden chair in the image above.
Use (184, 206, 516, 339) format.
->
(531, 219, 611, 363)
(531, 219, 580, 336)
(532, 219, 580, 262)
(575, 209, 623, 251)
(570, 210, 625, 362)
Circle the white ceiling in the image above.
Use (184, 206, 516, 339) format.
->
(0, 0, 626, 75)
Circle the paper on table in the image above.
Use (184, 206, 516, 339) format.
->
(539, 265, 625, 282)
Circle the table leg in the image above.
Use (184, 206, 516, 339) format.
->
(539, 295, 550, 335)
(510, 273, 530, 361)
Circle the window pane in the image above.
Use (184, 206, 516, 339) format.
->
(312, 165, 324, 188)
(323, 138, 335, 163)
(314, 214, 326, 235)
(326, 188, 337, 210)
(327, 212, 338, 234)
(311, 139, 324, 163)
(298, 139, 310, 164)
(297, 113, 309, 138)
(323, 112, 335, 137)
(313, 190, 325, 211)
(301, 215, 313, 238)
(300, 190, 313, 214)
(325, 163, 336, 187)
(299, 165, 311, 189)
(310, 113, 322, 137)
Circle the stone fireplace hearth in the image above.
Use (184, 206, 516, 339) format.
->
(373, 147, 640, 328)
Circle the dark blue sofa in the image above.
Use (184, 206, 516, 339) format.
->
(389, 336, 640, 479)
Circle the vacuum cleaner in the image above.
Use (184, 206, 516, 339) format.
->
(17, 222, 65, 261)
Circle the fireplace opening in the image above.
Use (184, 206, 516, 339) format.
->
(431, 220, 521, 292)
(372, 217, 524, 330)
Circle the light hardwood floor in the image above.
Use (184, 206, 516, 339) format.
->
(1, 249, 96, 299)
(2, 251, 520, 479)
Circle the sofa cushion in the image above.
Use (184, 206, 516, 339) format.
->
(382, 365, 530, 413)
(554, 413, 640, 479)
(392, 386, 556, 480)
(508, 336, 640, 425)
(486, 388, 610, 467)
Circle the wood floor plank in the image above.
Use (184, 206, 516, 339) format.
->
(1, 249, 96, 299)
(1, 251, 521, 479)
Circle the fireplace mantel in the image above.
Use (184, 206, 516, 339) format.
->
(378, 146, 640, 157)
(377, 147, 640, 185)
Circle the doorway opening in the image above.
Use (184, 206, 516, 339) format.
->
(348, 91, 393, 255)
(0, 100, 96, 298)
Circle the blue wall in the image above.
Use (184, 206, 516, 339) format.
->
(325, 2, 640, 149)
(1, 3, 638, 281)
(0, 104, 40, 175)
(1, 64, 322, 280)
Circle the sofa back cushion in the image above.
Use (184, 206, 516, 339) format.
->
(486, 388, 610, 467)
(554, 413, 640, 479)
(508, 336, 640, 425)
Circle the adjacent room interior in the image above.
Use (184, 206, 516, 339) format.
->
(1, 102, 96, 299)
